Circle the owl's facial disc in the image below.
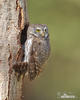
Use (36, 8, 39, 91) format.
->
(35, 26, 49, 39)
(28, 24, 49, 39)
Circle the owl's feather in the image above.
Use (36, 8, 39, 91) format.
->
(24, 36, 33, 63)
(24, 36, 50, 80)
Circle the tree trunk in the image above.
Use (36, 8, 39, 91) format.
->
(0, 0, 29, 100)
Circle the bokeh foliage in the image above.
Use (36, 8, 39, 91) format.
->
(23, 0, 80, 100)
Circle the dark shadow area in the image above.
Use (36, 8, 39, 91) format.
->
(20, 23, 29, 45)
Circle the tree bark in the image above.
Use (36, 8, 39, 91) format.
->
(0, 0, 29, 100)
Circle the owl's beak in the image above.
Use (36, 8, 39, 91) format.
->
(41, 32, 45, 37)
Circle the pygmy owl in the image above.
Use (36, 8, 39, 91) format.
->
(23, 24, 50, 80)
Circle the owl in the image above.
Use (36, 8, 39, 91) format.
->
(23, 24, 50, 80)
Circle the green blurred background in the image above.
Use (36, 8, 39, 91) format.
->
(23, 0, 80, 100)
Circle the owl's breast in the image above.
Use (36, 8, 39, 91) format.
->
(33, 38, 50, 66)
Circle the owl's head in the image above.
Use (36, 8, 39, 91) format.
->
(27, 24, 49, 39)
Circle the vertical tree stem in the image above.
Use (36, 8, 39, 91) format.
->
(0, 0, 29, 100)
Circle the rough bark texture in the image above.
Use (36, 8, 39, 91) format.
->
(0, 0, 29, 100)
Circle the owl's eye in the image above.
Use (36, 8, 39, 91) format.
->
(44, 27, 47, 32)
(45, 28, 47, 32)
(36, 29, 41, 32)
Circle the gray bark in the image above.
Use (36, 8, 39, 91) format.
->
(0, 0, 29, 100)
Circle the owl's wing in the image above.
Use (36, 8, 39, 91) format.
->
(27, 38, 42, 80)
(23, 37, 36, 80)
(23, 37, 41, 80)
